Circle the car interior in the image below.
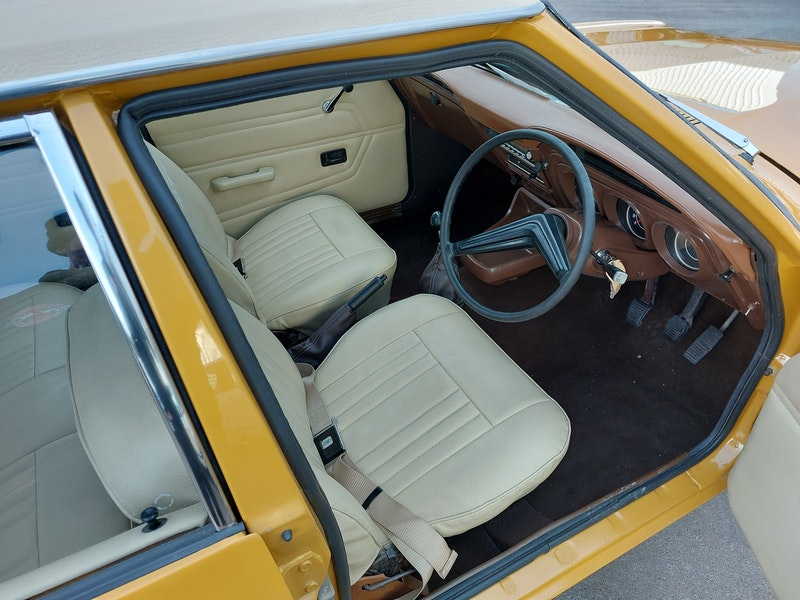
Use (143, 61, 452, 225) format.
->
(0, 43, 773, 599)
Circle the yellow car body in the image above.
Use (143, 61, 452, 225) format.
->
(1, 2, 798, 599)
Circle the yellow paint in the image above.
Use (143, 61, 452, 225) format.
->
(58, 92, 331, 598)
(1, 7, 794, 599)
(99, 533, 293, 599)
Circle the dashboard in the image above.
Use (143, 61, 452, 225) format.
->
(393, 66, 765, 329)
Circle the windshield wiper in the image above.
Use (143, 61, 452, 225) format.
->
(660, 93, 759, 163)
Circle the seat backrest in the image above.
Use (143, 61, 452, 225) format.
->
(67, 285, 199, 522)
(228, 300, 389, 584)
(65, 281, 385, 584)
(146, 143, 259, 318)
(0, 284, 129, 582)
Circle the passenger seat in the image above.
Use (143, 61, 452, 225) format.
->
(146, 144, 397, 334)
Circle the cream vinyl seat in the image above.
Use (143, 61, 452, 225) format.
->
(147, 143, 397, 333)
(0, 284, 129, 583)
(0, 284, 206, 599)
(67, 286, 201, 526)
(233, 293, 571, 582)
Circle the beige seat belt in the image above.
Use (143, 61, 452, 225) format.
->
(228, 235, 270, 325)
(227, 235, 246, 278)
(298, 364, 458, 589)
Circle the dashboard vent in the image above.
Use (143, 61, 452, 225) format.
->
(580, 148, 681, 213)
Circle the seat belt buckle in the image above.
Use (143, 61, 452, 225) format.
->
(314, 423, 345, 465)
(233, 257, 247, 278)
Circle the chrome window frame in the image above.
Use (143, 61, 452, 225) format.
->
(1, 111, 236, 530)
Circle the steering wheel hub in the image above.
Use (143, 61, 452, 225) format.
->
(440, 128, 596, 321)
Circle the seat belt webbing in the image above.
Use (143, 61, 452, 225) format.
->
(330, 454, 458, 582)
(227, 235, 246, 278)
(299, 364, 458, 585)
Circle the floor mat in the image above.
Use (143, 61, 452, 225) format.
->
(461, 268, 760, 521)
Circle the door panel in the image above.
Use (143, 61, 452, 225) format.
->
(728, 355, 800, 599)
(147, 81, 409, 237)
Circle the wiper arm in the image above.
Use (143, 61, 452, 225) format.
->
(660, 93, 759, 163)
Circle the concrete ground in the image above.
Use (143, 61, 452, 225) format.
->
(556, 493, 775, 599)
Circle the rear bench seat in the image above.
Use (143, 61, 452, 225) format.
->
(0, 283, 205, 599)
(0, 283, 128, 580)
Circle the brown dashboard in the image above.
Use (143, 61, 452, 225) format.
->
(393, 67, 765, 329)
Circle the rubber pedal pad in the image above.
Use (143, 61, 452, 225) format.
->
(664, 315, 691, 342)
(683, 326, 724, 365)
(626, 298, 653, 327)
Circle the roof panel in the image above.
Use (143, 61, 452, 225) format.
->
(1, 0, 543, 95)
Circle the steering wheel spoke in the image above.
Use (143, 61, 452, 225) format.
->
(440, 128, 595, 322)
(451, 213, 571, 280)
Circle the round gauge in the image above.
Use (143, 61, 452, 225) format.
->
(665, 226, 700, 271)
(616, 200, 646, 240)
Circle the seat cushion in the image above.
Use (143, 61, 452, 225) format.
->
(147, 143, 396, 333)
(0, 284, 129, 582)
(315, 294, 570, 537)
(239, 195, 396, 333)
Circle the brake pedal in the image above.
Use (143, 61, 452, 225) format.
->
(626, 277, 658, 327)
(664, 287, 707, 342)
(684, 310, 739, 364)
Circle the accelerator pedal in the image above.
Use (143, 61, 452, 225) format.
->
(684, 310, 739, 364)
(626, 277, 659, 327)
(664, 287, 707, 342)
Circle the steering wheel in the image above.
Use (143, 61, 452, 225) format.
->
(440, 128, 595, 322)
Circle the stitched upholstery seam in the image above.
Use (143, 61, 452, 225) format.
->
(364, 403, 483, 480)
(318, 304, 460, 390)
(329, 344, 435, 423)
(351, 386, 463, 460)
(388, 422, 488, 496)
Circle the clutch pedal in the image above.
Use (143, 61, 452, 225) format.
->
(626, 277, 658, 327)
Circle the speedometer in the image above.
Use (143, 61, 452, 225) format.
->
(665, 226, 700, 271)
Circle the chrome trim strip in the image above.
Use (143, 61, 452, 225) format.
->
(0, 118, 29, 140)
(661, 94, 760, 160)
(0, 3, 544, 102)
(574, 20, 667, 33)
(5, 112, 236, 530)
